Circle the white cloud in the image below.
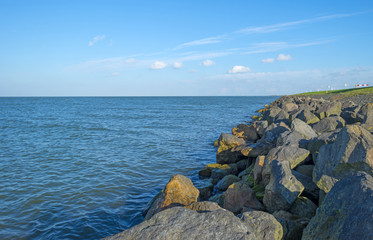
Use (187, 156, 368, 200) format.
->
(111, 72, 120, 76)
(261, 58, 275, 63)
(125, 58, 136, 63)
(228, 65, 251, 74)
(89, 35, 106, 47)
(174, 36, 224, 49)
(173, 62, 183, 69)
(201, 59, 215, 67)
(150, 61, 168, 70)
(277, 54, 292, 61)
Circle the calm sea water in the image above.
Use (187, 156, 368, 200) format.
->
(0, 96, 277, 240)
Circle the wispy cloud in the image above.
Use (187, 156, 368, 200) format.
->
(89, 35, 106, 47)
(262, 58, 275, 63)
(111, 72, 120, 76)
(125, 58, 136, 63)
(173, 62, 183, 69)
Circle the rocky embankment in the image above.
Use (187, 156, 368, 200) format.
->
(103, 95, 373, 240)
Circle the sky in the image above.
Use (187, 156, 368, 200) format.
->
(1, 1, 373, 96)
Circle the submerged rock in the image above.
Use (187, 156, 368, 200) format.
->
(303, 172, 373, 240)
(144, 174, 199, 220)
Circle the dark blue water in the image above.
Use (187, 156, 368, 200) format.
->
(0, 96, 277, 239)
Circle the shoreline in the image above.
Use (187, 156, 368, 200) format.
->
(103, 92, 373, 240)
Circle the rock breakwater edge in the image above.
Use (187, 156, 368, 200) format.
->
(103, 95, 373, 240)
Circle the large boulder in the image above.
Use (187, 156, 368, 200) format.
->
(183, 201, 222, 212)
(291, 119, 318, 139)
(252, 120, 268, 137)
(144, 174, 199, 220)
(293, 109, 320, 125)
(265, 145, 310, 169)
(222, 182, 263, 213)
(246, 142, 274, 158)
(276, 131, 305, 147)
(315, 101, 342, 119)
(312, 115, 345, 133)
(216, 133, 246, 149)
(259, 122, 290, 144)
(263, 160, 304, 212)
(341, 104, 361, 124)
(357, 103, 373, 124)
(313, 125, 373, 193)
(302, 172, 373, 240)
(273, 210, 309, 240)
(292, 170, 319, 202)
(288, 196, 317, 219)
(262, 106, 283, 124)
(216, 145, 248, 164)
(232, 124, 259, 142)
(103, 207, 276, 240)
(306, 129, 341, 162)
(241, 209, 283, 240)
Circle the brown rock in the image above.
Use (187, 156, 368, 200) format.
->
(145, 174, 199, 220)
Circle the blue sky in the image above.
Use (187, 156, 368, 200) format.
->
(1, 1, 373, 96)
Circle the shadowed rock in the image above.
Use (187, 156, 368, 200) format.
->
(303, 172, 373, 240)
(313, 125, 373, 193)
(312, 115, 345, 133)
(232, 123, 259, 142)
(222, 182, 263, 213)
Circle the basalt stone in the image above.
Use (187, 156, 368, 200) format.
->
(313, 125, 373, 193)
(252, 120, 268, 138)
(222, 182, 263, 213)
(303, 172, 373, 240)
(315, 101, 342, 120)
(263, 160, 304, 212)
(232, 124, 259, 142)
(306, 129, 341, 162)
(312, 115, 345, 134)
(273, 210, 309, 240)
(291, 119, 318, 139)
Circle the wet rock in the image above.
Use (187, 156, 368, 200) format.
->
(197, 180, 214, 201)
(263, 160, 304, 212)
(215, 175, 241, 191)
(303, 172, 373, 240)
(145, 174, 199, 220)
(241, 209, 283, 240)
(222, 182, 263, 213)
(313, 125, 373, 193)
(273, 210, 309, 240)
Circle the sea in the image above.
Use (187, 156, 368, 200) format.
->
(0, 96, 278, 239)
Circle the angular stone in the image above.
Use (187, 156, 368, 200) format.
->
(357, 103, 373, 125)
(265, 145, 310, 169)
(292, 170, 319, 202)
(215, 175, 241, 191)
(294, 165, 314, 178)
(252, 120, 268, 137)
(315, 101, 342, 119)
(241, 209, 283, 240)
(216, 132, 246, 149)
(232, 123, 259, 142)
(103, 207, 264, 240)
(303, 172, 373, 240)
(145, 174, 199, 220)
(313, 125, 373, 193)
(263, 161, 304, 212)
(294, 109, 320, 125)
(291, 119, 318, 139)
(259, 122, 290, 144)
(306, 129, 341, 162)
(184, 201, 222, 212)
(208, 193, 224, 207)
(210, 163, 238, 183)
(262, 106, 283, 124)
(253, 155, 266, 184)
(246, 142, 274, 158)
(216, 146, 248, 164)
(288, 196, 317, 219)
(276, 130, 304, 147)
(312, 115, 345, 133)
(273, 210, 309, 240)
(222, 182, 263, 213)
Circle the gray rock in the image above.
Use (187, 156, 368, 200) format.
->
(103, 207, 259, 240)
(252, 120, 268, 137)
(216, 146, 248, 164)
(259, 122, 291, 144)
(253, 155, 266, 184)
(210, 163, 238, 183)
(196, 180, 214, 201)
(273, 109, 290, 126)
(273, 210, 310, 240)
(288, 196, 317, 219)
(276, 130, 304, 147)
(208, 193, 224, 207)
(306, 129, 341, 162)
(241, 210, 283, 240)
(265, 145, 310, 169)
(222, 182, 263, 213)
(262, 106, 283, 124)
(292, 170, 319, 202)
(246, 142, 274, 158)
(236, 159, 250, 173)
(294, 110, 320, 125)
(216, 132, 246, 149)
(294, 165, 314, 178)
(215, 175, 241, 191)
(357, 102, 373, 125)
(313, 125, 373, 193)
(315, 101, 342, 119)
(291, 119, 318, 139)
(282, 102, 299, 113)
(312, 115, 345, 133)
(183, 201, 222, 212)
(341, 104, 361, 124)
(303, 172, 373, 240)
(232, 124, 259, 142)
(263, 160, 304, 212)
